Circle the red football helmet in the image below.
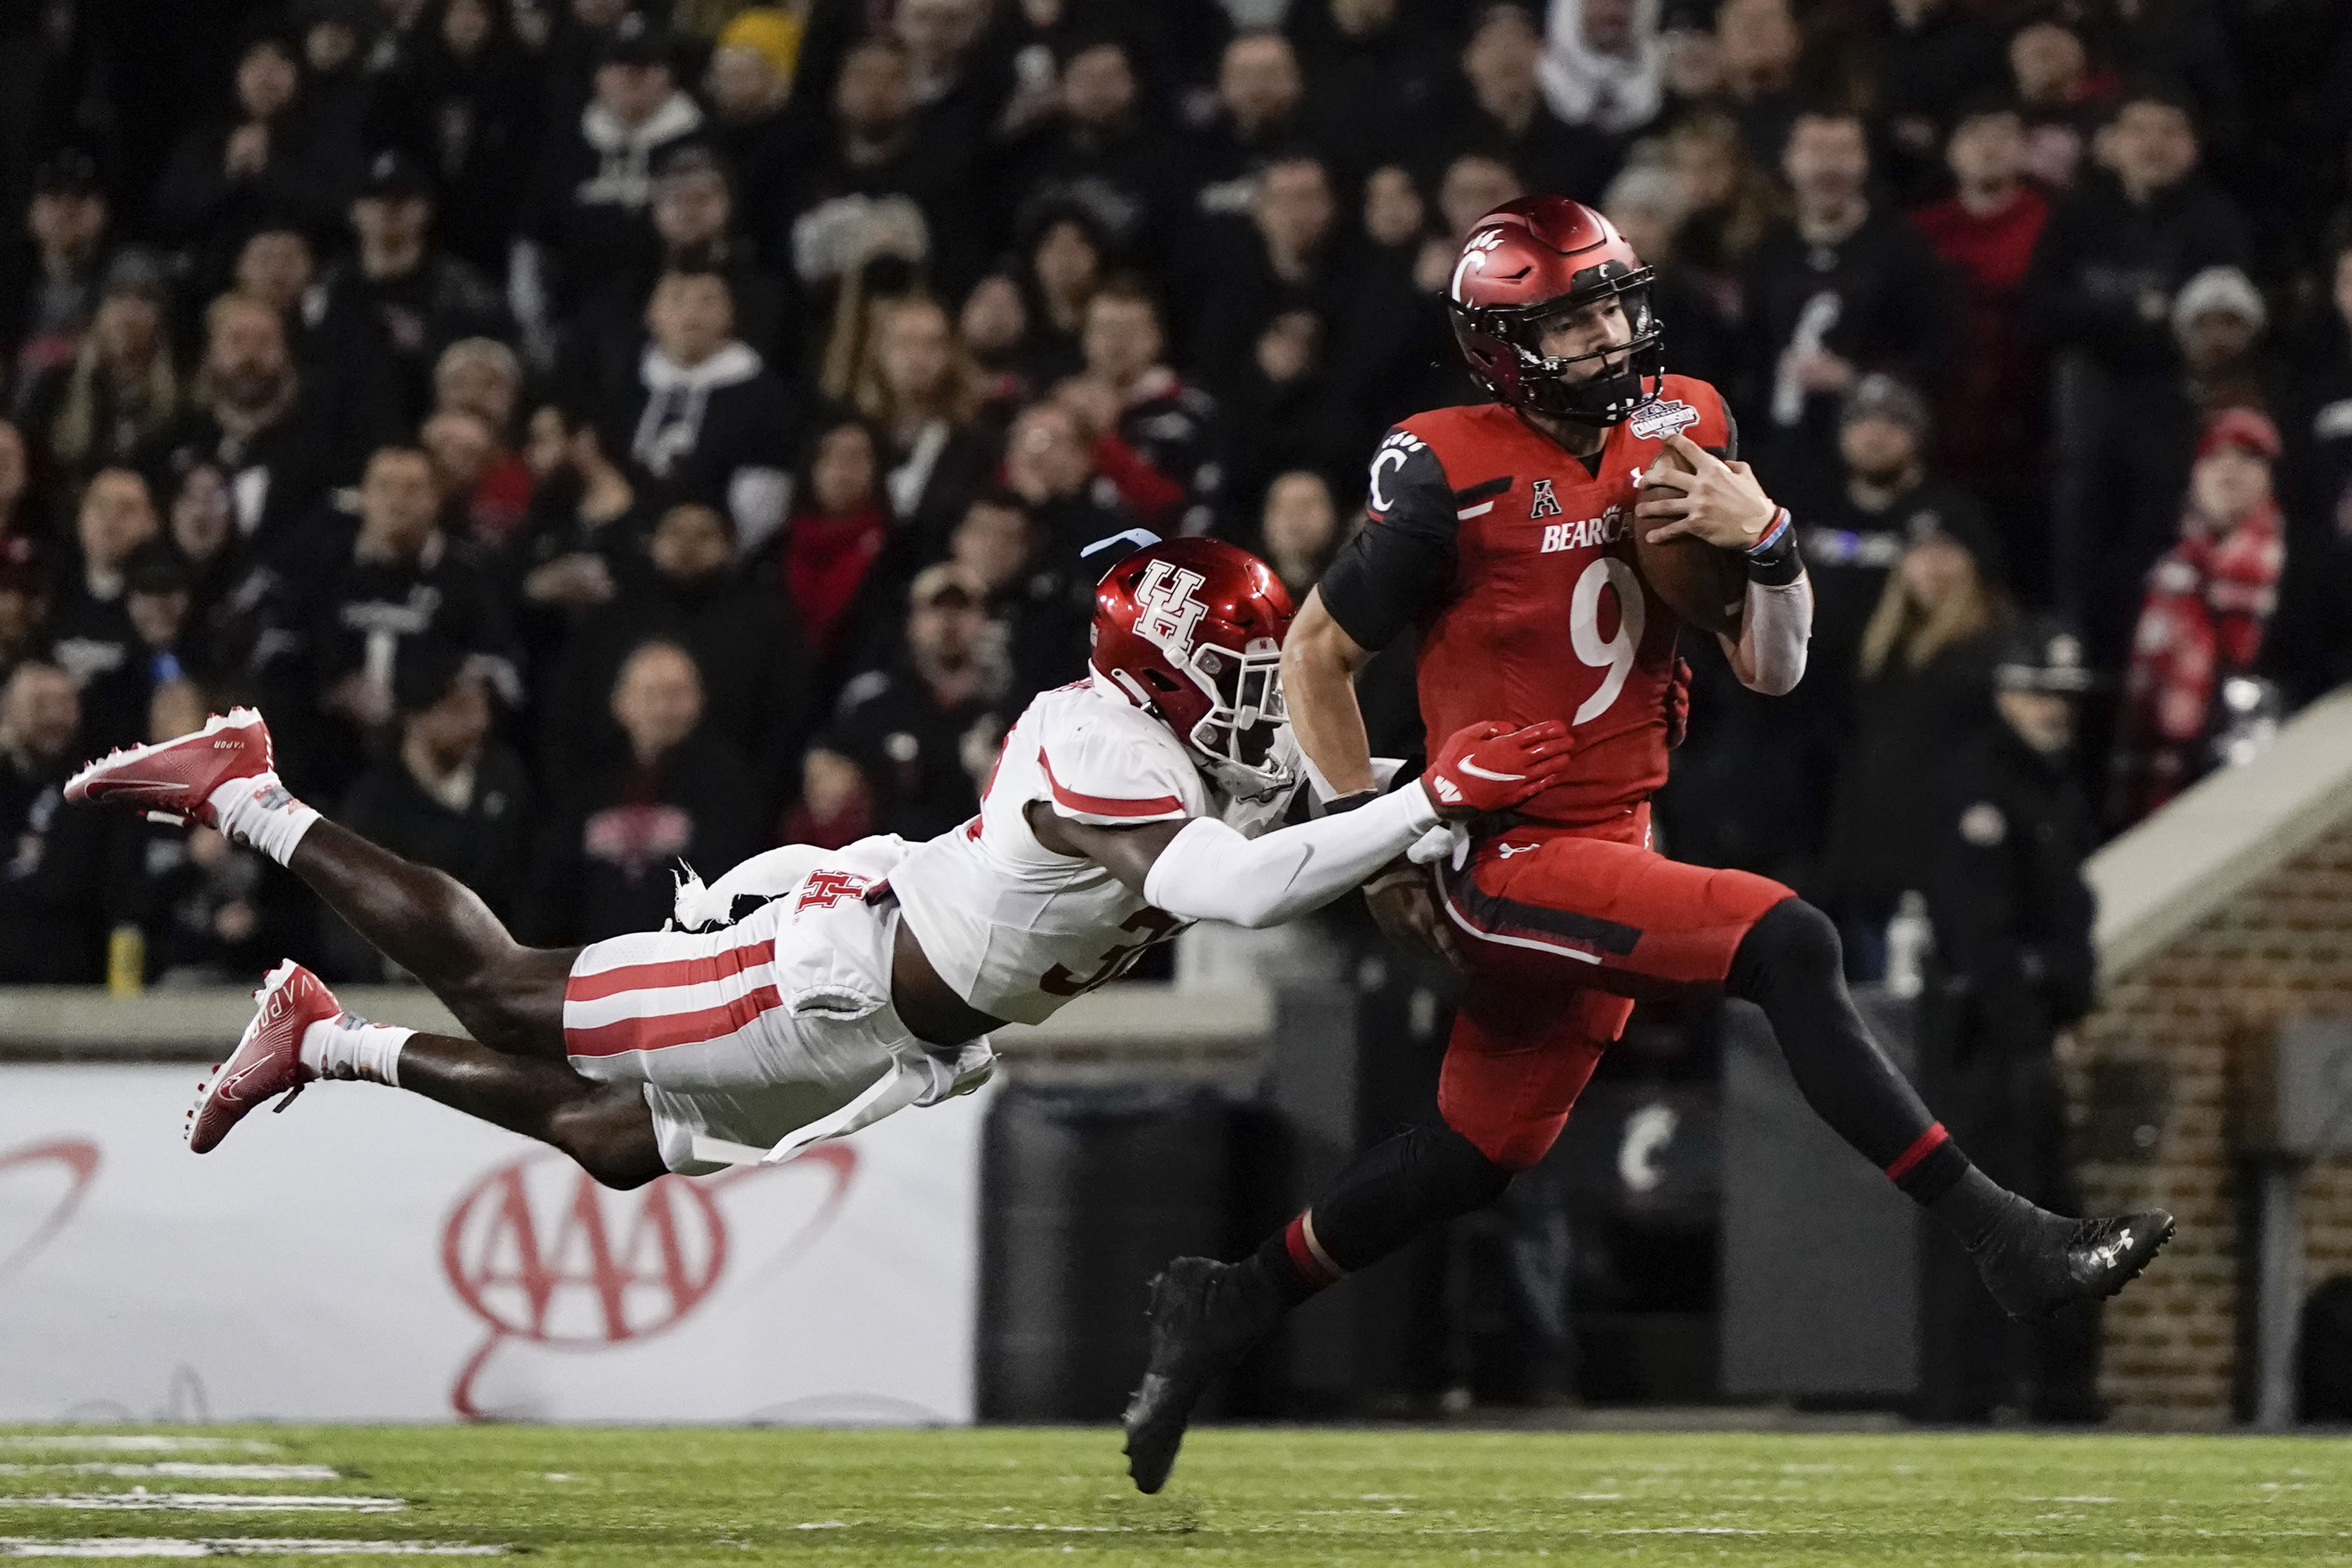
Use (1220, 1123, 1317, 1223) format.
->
(1448, 196, 1664, 426)
(1091, 538, 1296, 791)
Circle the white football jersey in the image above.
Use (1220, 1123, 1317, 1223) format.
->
(889, 675, 1301, 1024)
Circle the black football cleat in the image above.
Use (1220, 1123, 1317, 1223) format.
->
(1122, 1257, 1284, 1495)
(1972, 1203, 2176, 1322)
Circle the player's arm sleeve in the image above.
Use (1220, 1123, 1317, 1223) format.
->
(1314, 429, 1460, 652)
(1143, 782, 1441, 929)
(1724, 572, 1813, 696)
(1039, 715, 1199, 826)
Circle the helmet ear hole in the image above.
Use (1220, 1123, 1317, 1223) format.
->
(1143, 670, 1178, 693)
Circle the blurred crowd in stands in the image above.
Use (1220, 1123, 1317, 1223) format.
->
(0, 0, 2347, 988)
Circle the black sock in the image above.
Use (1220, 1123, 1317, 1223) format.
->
(1929, 1165, 2036, 1252)
(1241, 1124, 1514, 1305)
(1728, 898, 1976, 1206)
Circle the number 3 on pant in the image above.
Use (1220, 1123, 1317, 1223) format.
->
(1570, 556, 1646, 724)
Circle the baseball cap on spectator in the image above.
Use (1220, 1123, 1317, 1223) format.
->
(598, 14, 672, 68)
(121, 541, 193, 597)
(1907, 501, 2005, 586)
(34, 149, 102, 199)
(2169, 265, 2264, 340)
(717, 7, 803, 81)
(2195, 406, 2281, 464)
(1841, 373, 1931, 437)
(357, 148, 433, 202)
(653, 142, 728, 187)
(909, 561, 982, 610)
(1994, 614, 2099, 695)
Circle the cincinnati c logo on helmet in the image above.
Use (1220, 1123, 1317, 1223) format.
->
(1449, 227, 1508, 303)
(1131, 560, 1209, 656)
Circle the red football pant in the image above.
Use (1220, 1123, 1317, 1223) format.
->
(1434, 805, 1791, 1169)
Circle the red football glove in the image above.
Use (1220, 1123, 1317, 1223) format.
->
(1665, 657, 1692, 750)
(1421, 719, 1574, 820)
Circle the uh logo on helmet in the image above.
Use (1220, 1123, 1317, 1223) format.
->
(1448, 196, 1667, 427)
(1090, 538, 1296, 792)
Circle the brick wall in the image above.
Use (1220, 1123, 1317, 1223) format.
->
(2070, 819, 2352, 1426)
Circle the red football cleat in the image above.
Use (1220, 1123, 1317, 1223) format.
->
(188, 961, 338, 1155)
(65, 706, 275, 828)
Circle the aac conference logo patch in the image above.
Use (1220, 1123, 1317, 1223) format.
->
(439, 1147, 856, 1419)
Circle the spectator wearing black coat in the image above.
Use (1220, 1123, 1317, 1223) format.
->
(2029, 84, 2253, 635)
(545, 499, 809, 801)
(2269, 242, 2352, 707)
(1871, 0, 2004, 207)
(22, 249, 184, 486)
(527, 637, 763, 944)
(1000, 37, 1186, 266)
(1431, 2, 1619, 205)
(946, 487, 1087, 713)
(851, 295, 997, 558)
(1181, 32, 1327, 226)
(311, 151, 512, 427)
(153, 32, 358, 280)
(703, 8, 805, 220)
(570, 145, 787, 398)
(1818, 510, 2013, 976)
(330, 641, 532, 976)
(1, 151, 111, 409)
(373, 0, 545, 274)
(78, 541, 211, 754)
(46, 466, 157, 694)
(815, 562, 1006, 843)
(253, 444, 518, 802)
(1741, 108, 1949, 489)
(1779, 374, 1998, 819)
(1186, 152, 1359, 401)
(138, 292, 386, 546)
(0, 661, 107, 982)
(1915, 614, 2103, 1425)
(606, 265, 796, 555)
(519, 19, 707, 343)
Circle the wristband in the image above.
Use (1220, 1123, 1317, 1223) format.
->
(1744, 507, 1793, 560)
(1745, 507, 1804, 585)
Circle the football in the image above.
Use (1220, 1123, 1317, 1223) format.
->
(1634, 442, 1748, 638)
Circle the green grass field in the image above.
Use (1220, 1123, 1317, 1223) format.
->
(2, 1424, 2348, 1563)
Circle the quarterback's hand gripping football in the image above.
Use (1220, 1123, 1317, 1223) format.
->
(1636, 434, 1779, 551)
(1420, 719, 1574, 820)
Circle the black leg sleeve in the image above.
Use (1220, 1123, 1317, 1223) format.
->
(1249, 1123, 1514, 1304)
(1727, 898, 1974, 1204)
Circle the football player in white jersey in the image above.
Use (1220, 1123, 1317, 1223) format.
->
(65, 539, 1575, 1184)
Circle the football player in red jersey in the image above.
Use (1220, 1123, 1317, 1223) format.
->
(1122, 198, 2172, 1492)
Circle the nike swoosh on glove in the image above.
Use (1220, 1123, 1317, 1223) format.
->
(1421, 719, 1576, 819)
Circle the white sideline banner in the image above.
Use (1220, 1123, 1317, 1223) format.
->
(0, 1064, 990, 1424)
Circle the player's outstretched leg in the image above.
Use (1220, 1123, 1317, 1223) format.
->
(186, 958, 662, 1186)
(66, 707, 573, 1058)
(1727, 898, 2172, 1319)
(1124, 1123, 1511, 1493)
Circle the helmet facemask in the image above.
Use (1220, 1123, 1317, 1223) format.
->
(1184, 636, 1291, 795)
(1463, 266, 1665, 426)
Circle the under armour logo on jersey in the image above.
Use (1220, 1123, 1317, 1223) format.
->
(1130, 558, 1210, 657)
(1529, 479, 1562, 520)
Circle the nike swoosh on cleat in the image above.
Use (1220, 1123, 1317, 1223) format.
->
(1456, 760, 1526, 782)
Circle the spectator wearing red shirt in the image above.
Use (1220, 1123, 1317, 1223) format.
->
(1056, 279, 1227, 539)
(1913, 96, 2052, 580)
(778, 414, 892, 677)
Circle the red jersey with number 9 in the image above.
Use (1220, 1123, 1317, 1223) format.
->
(1322, 374, 1736, 829)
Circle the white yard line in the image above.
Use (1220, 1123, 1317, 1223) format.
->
(0, 1472, 334, 1484)
(13, 1500, 403, 1516)
(0, 1542, 501, 1558)
(0, 1446, 273, 1458)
